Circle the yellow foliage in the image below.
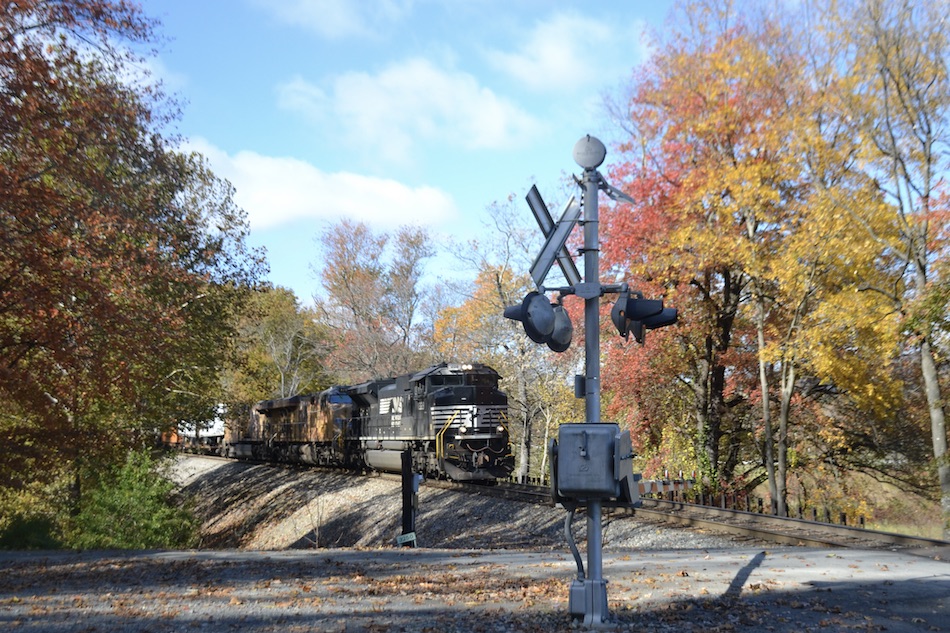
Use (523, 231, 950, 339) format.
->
(432, 265, 528, 363)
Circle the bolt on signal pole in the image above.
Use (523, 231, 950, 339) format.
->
(574, 134, 609, 624)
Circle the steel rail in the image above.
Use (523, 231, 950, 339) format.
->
(463, 479, 950, 557)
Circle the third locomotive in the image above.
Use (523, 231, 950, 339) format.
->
(225, 362, 515, 482)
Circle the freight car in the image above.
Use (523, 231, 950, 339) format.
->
(224, 363, 515, 482)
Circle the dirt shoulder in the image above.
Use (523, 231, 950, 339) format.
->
(1, 457, 946, 632)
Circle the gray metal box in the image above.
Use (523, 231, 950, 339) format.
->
(556, 423, 620, 499)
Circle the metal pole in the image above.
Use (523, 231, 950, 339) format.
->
(400, 449, 416, 547)
(582, 168, 601, 426)
(581, 159, 608, 625)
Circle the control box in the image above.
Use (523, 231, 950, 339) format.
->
(550, 422, 638, 504)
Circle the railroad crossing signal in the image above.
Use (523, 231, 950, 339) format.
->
(503, 134, 680, 628)
(503, 291, 554, 344)
(526, 185, 581, 287)
(505, 210, 677, 351)
(503, 291, 574, 352)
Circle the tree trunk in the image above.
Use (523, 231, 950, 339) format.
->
(754, 292, 778, 513)
(776, 360, 794, 518)
(919, 336, 950, 539)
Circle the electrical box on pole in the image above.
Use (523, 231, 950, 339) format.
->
(550, 423, 638, 505)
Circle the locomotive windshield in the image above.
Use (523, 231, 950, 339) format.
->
(466, 373, 497, 387)
(425, 372, 498, 389)
(428, 375, 463, 387)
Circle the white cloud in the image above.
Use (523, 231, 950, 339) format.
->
(182, 137, 458, 230)
(277, 58, 541, 163)
(249, 0, 412, 39)
(143, 56, 189, 92)
(484, 12, 649, 93)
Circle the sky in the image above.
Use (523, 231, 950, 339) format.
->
(141, 0, 675, 305)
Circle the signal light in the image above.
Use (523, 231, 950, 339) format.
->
(504, 292, 574, 352)
(504, 291, 555, 343)
(611, 289, 678, 344)
(547, 304, 573, 352)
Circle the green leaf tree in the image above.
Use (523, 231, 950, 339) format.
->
(225, 286, 332, 404)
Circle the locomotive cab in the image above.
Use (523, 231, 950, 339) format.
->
(421, 364, 514, 481)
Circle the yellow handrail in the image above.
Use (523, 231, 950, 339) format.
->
(435, 411, 460, 460)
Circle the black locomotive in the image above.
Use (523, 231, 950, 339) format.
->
(225, 363, 515, 481)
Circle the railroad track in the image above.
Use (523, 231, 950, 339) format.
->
(447, 479, 950, 558)
(627, 498, 950, 554)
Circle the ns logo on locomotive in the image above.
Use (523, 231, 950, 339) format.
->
(224, 363, 515, 482)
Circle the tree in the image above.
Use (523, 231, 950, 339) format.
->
(225, 286, 331, 404)
(604, 4, 760, 492)
(313, 219, 436, 382)
(811, 0, 950, 536)
(603, 0, 910, 514)
(0, 1, 263, 505)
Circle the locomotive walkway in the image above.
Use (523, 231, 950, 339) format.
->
(0, 545, 947, 632)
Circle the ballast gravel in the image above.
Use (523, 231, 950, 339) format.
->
(169, 456, 738, 552)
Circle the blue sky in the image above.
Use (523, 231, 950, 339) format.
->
(142, 0, 674, 304)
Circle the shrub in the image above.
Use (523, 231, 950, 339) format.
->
(66, 450, 198, 550)
(0, 478, 68, 550)
(0, 515, 61, 549)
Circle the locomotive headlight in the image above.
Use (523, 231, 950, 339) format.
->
(458, 426, 468, 434)
(496, 425, 505, 433)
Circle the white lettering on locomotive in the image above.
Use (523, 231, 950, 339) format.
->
(380, 397, 403, 426)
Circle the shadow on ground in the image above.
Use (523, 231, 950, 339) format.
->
(178, 460, 567, 550)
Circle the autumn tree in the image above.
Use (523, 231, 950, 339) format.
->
(313, 220, 437, 383)
(603, 0, 912, 516)
(805, 0, 950, 536)
(604, 4, 760, 493)
(0, 0, 263, 510)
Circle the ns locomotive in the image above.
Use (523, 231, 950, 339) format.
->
(225, 363, 515, 482)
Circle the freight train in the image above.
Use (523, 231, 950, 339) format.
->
(224, 363, 515, 482)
